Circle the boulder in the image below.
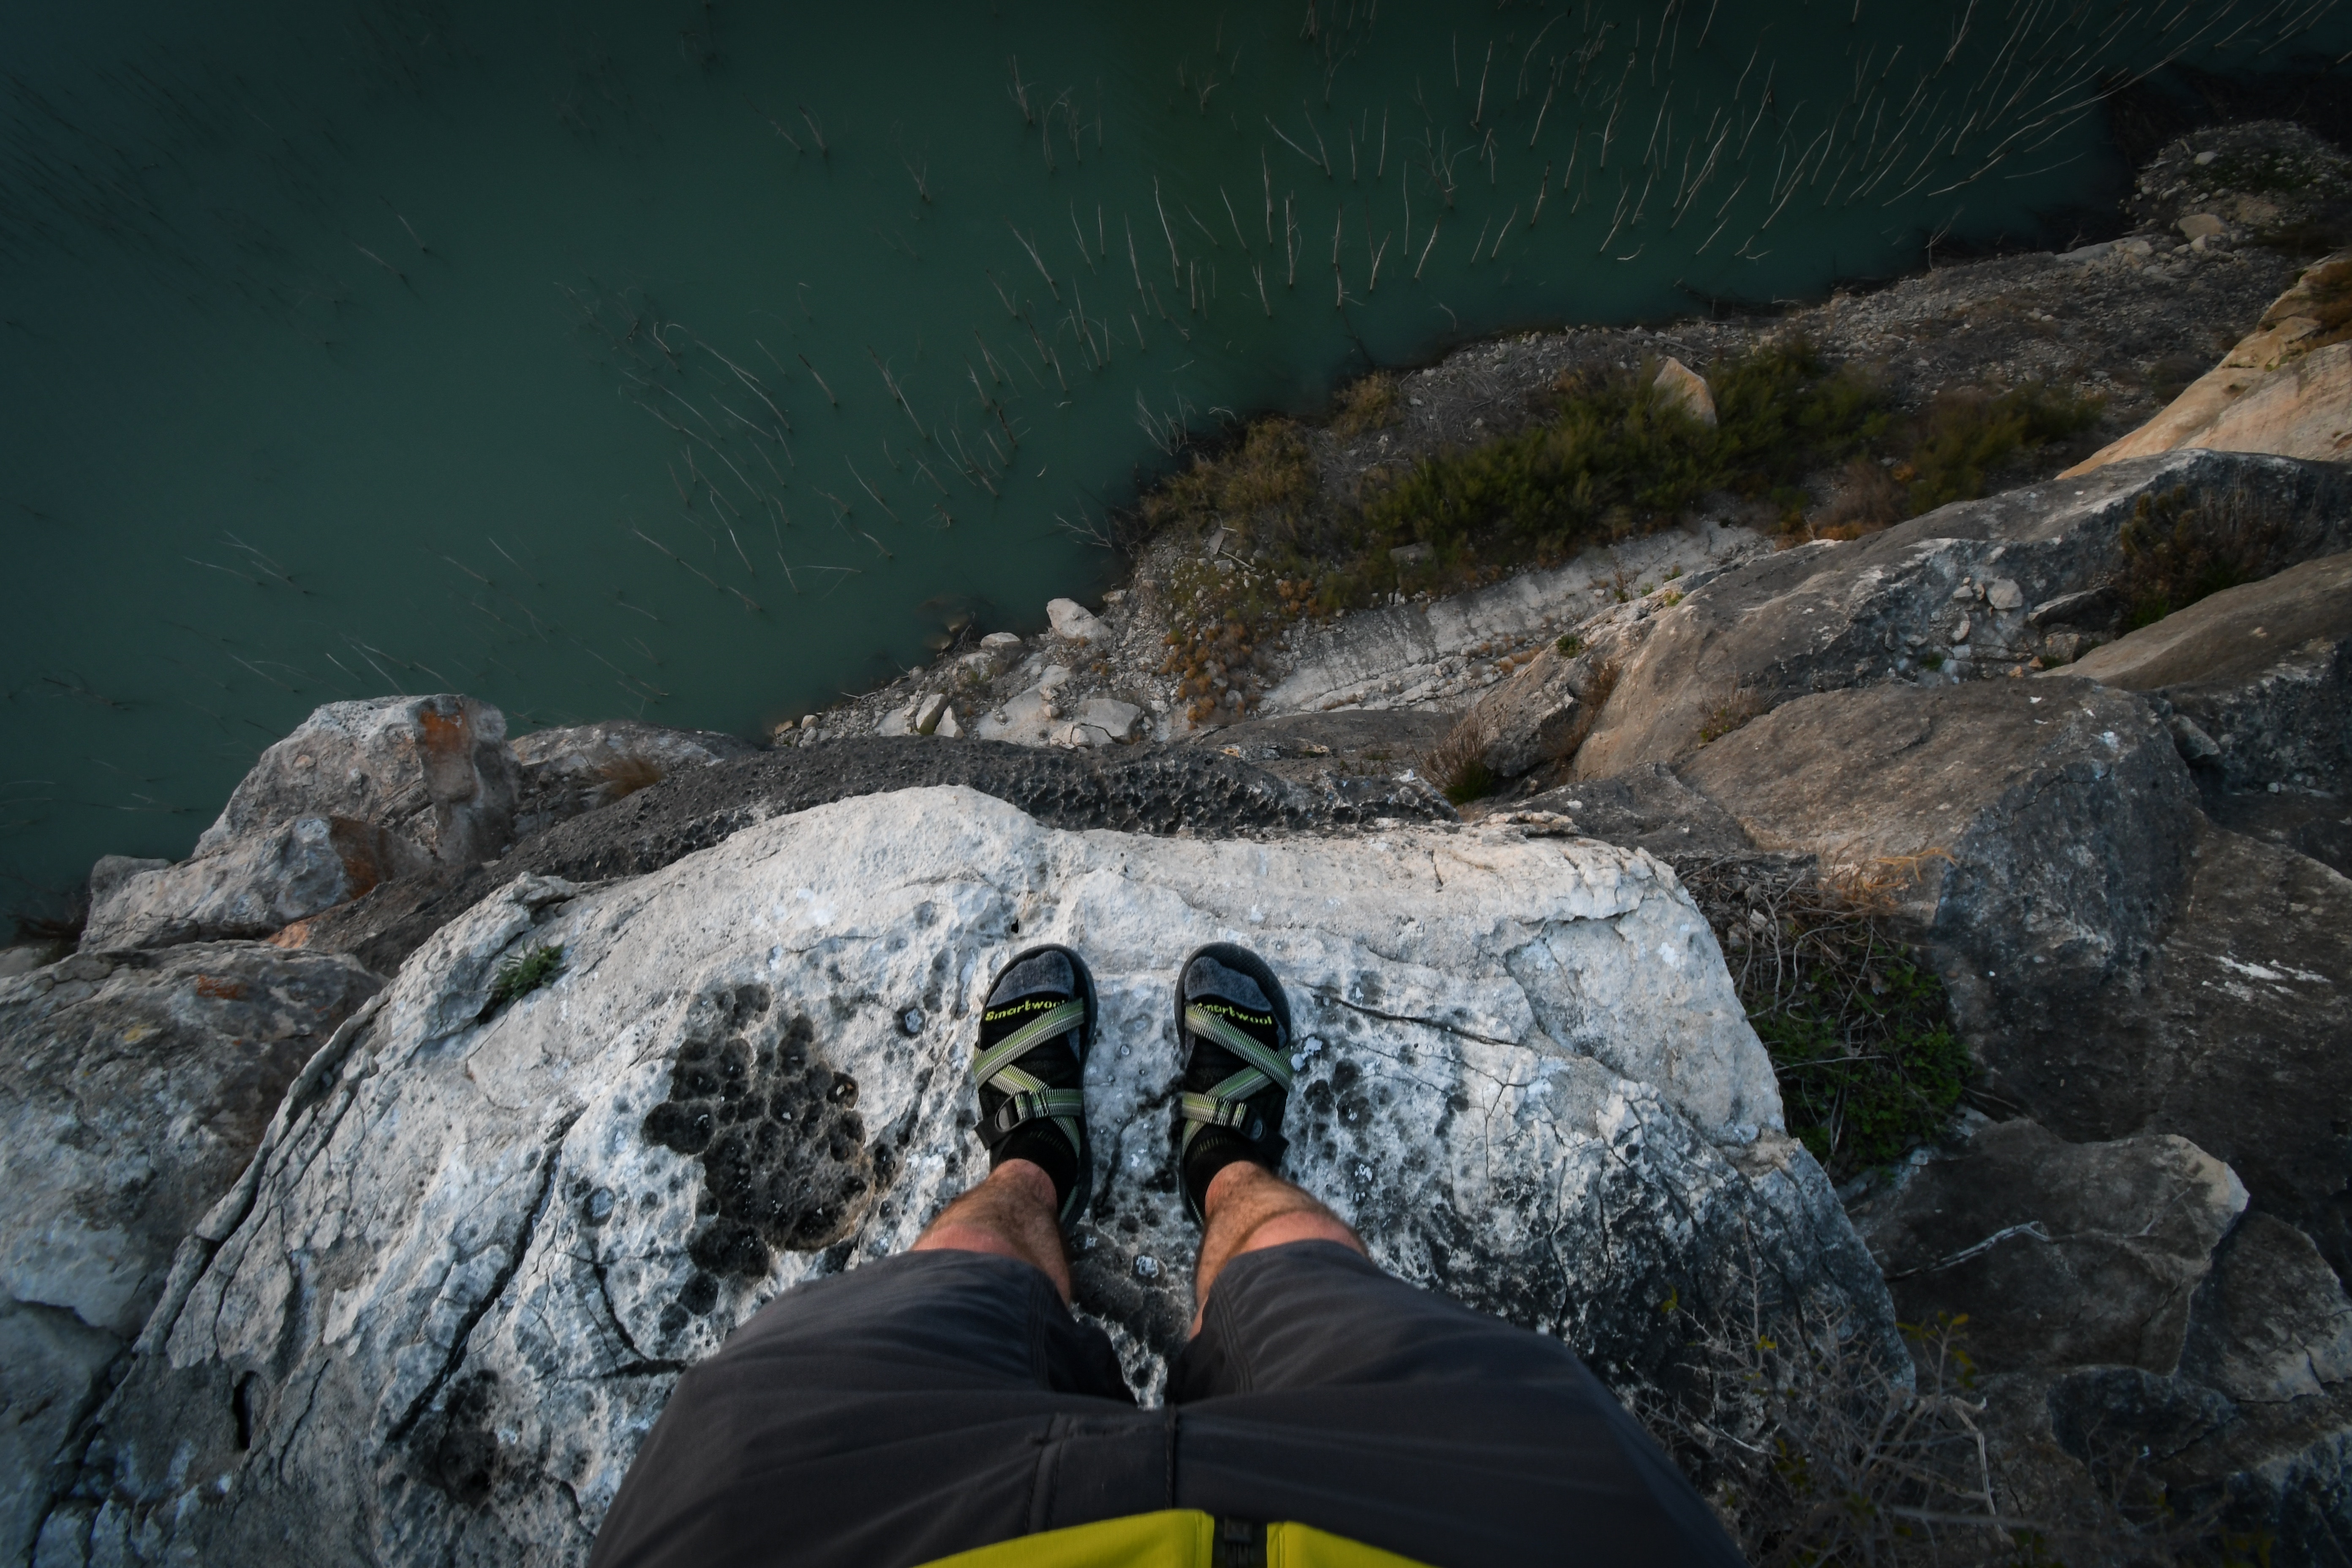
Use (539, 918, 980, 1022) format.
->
(2039, 1211, 2352, 1560)
(195, 695, 516, 866)
(0, 942, 381, 1561)
(1067, 697, 1143, 746)
(1854, 1118, 2247, 1375)
(1565, 450, 2352, 777)
(509, 721, 755, 839)
(1046, 597, 1107, 642)
(1680, 677, 2202, 996)
(1464, 643, 1582, 778)
(1979, 821, 2352, 1287)
(44, 789, 1893, 1564)
(2181, 1214, 2352, 1405)
(79, 816, 419, 952)
(1852, 1113, 2352, 1557)
(1653, 357, 1718, 425)
(2063, 552, 2351, 866)
(82, 697, 519, 952)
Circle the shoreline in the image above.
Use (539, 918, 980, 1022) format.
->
(777, 119, 2326, 764)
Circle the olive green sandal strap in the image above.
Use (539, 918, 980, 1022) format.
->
(972, 999, 1087, 1088)
(1182, 1004, 1294, 1089)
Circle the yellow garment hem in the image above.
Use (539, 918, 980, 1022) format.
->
(915, 1508, 1432, 1568)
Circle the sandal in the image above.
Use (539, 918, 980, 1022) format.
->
(972, 945, 1097, 1225)
(1172, 943, 1296, 1224)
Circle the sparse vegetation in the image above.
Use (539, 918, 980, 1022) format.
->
(1902, 384, 2106, 515)
(1637, 1288, 2257, 1568)
(2116, 483, 2284, 629)
(1815, 456, 1911, 539)
(489, 943, 566, 1009)
(1331, 342, 1891, 609)
(1330, 370, 1402, 438)
(1417, 713, 1499, 804)
(1677, 855, 1968, 1180)
(593, 753, 665, 803)
(1697, 689, 1769, 745)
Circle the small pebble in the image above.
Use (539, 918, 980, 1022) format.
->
(1133, 1254, 1162, 1280)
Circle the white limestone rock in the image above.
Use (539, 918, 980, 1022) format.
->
(54, 790, 1890, 1565)
(1047, 598, 1107, 642)
(82, 696, 519, 951)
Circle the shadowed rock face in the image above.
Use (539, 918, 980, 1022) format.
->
(509, 719, 757, 841)
(2064, 550, 2352, 874)
(1983, 822, 2352, 1290)
(1682, 676, 2203, 996)
(41, 788, 1892, 1566)
(0, 942, 382, 1563)
(1856, 1118, 2248, 1375)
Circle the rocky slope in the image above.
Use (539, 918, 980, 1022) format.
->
(7, 117, 2352, 1568)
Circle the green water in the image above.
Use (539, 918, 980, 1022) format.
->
(1, 0, 2340, 913)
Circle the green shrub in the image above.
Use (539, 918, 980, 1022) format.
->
(490, 944, 566, 1009)
(1678, 857, 1968, 1180)
(1324, 341, 1889, 611)
(1755, 950, 1970, 1176)
(2117, 483, 2283, 629)
(1905, 383, 2104, 514)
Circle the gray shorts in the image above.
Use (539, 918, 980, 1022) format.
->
(589, 1240, 1742, 1568)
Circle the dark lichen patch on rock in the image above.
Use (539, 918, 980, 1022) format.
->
(411, 1369, 503, 1508)
(641, 983, 885, 1295)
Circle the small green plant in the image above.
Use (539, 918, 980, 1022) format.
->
(1696, 690, 1768, 744)
(1416, 714, 1500, 804)
(1555, 633, 1584, 656)
(1917, 650, 1945, 671)
(1678, 855, 1967, 1180)
(490, 944, 566, 1009)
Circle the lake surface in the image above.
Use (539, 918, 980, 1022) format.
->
(2, 0, 2341, 912)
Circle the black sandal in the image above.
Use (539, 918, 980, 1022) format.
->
(972, 945, 1097, 1225)
(1172, 942, 1296, 1224)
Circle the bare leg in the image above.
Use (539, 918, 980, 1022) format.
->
(912, 1158, 1072, 1302)
(1191, 1161, 1364, 1335)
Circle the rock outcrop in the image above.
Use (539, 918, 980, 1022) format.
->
(1552, 449, 2352, 777)
(38, 789, 1889, 1565)
(1854, 1124, 2352, 1559)
(82, 697, 517, 951)
(2066, 251, 2352, 474)
(509, 720, 755, 840)
(1976, 820, 2352, 1288)
(0, 943, 381, 1563)
(1858, 1118, 2248, 1377)
(2063, 550, 2352, 873)
(1680, 676, 2202, 999)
